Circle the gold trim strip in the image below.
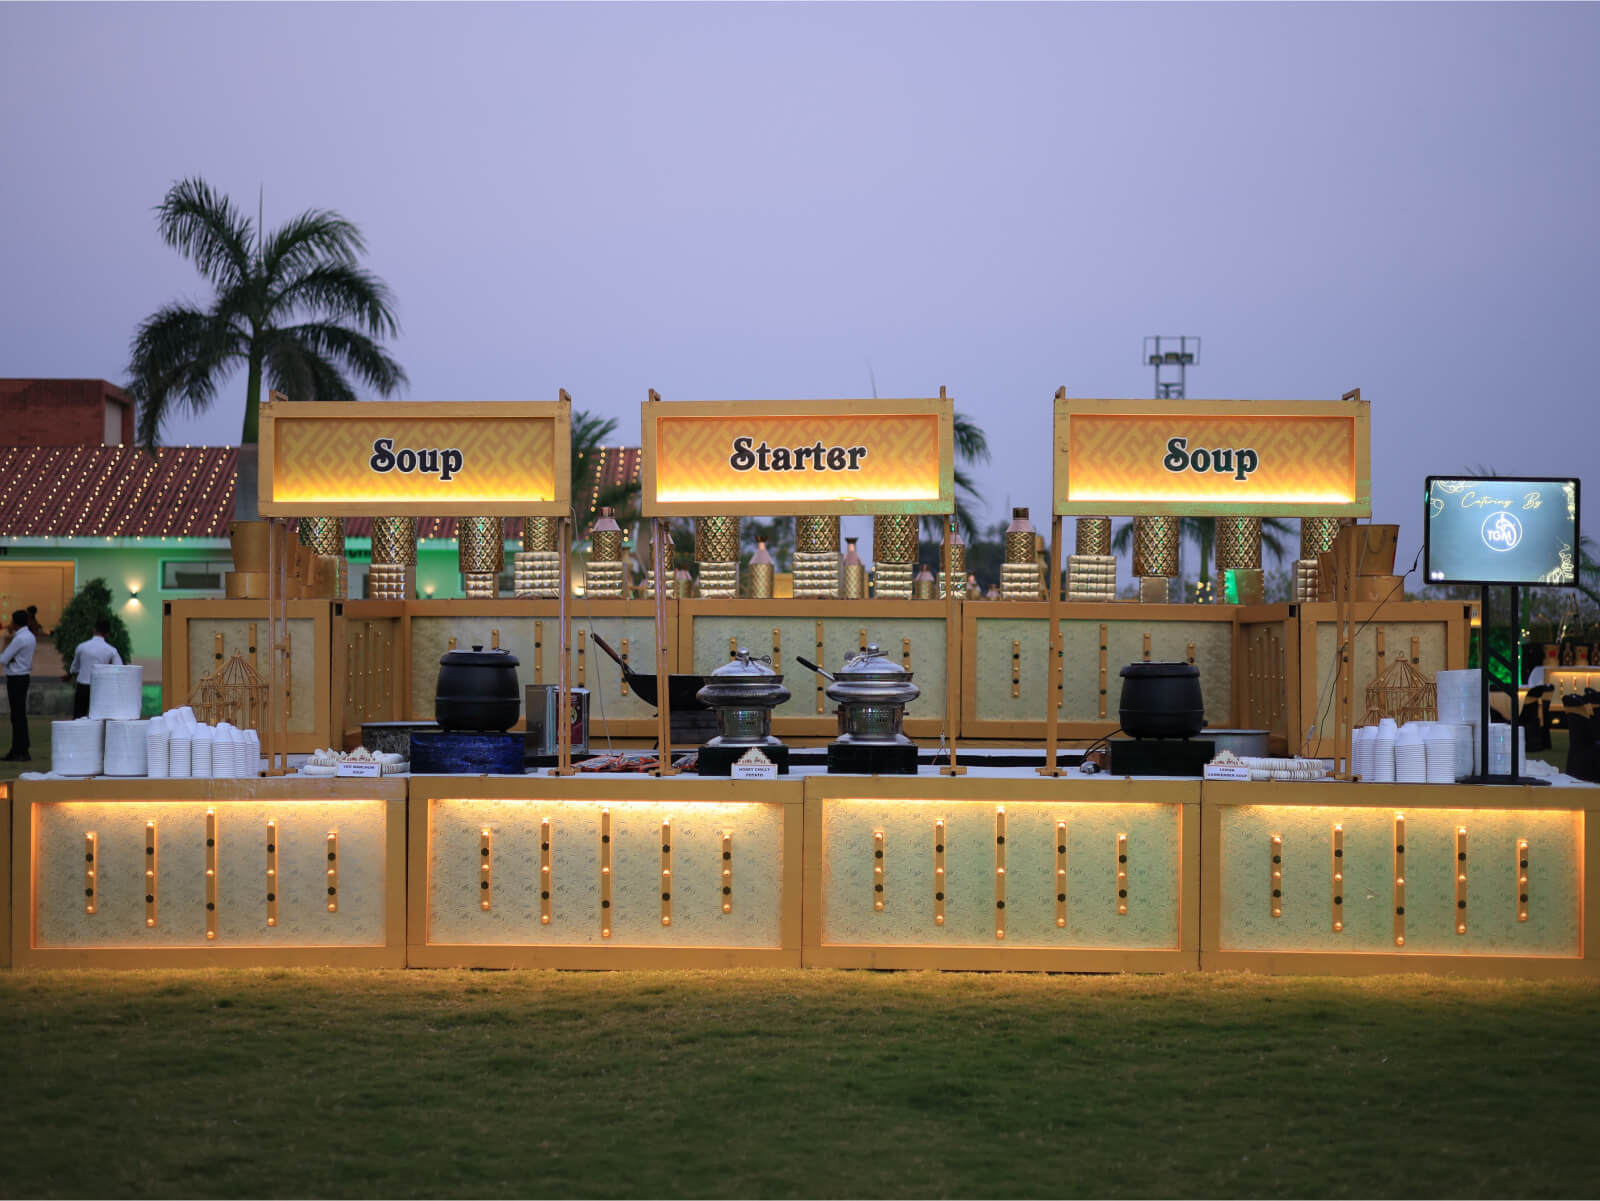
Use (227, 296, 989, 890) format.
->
(1331, 823, 1344, 933)
(1055, 821, 1068, 929)
(1142, 632, 1152, 663)
(902, 637, 912, 672)
(1011, 640, 1021, 699)
(933, 820, 946, 927)
(534, 621, 544, 684)
(205, 808, 219, 941)
(994, 807, 1007, 941)
(619, 639, 629, 695)
(858, 627, 867, 652)
(816, 622, 826, 714)
(1270, 833, 1283, 920)
(1393, 814, 1406, 947)
(660, 819, 673, 928)
(266, 820, 278, 927)
(1518, 838, 1530, 923)
(577, 629, 586, 688)
(1455, 827, 1468, 935)
(771, 628, 781, 676)
(600, 808, 612, 938)
(1098, 624, 1109, 719)
(540, 818, 552, 925)
(721, 830, 733, 915)
(326, 831, 339, 914)
(1116, 833, 1128, 916)
(144, 821, 158, 928)
(479, 826, 493, 911)
(873, 829, 885, 912)
(84, 832, 97, 915)
(728, 636, 738, 659)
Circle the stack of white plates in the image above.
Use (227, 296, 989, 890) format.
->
(1352, 726, 1374, 780)
(51, 718, 105, 777)
(1371, 717, 1398, 783)
(1395, 723, 1428, 783)
(1449, 722, 1477, 778)
(1436, 669, 1482, 725)
(1486, 724, 1527, 776)
(104, 719, 148, 777)
(87, 664, 144, 721)
(1420, 722, 1456, 783)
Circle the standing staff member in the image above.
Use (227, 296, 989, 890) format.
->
(67, 618, 122, 719)
(2, 608, 37, 762)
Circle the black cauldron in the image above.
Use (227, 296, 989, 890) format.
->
(1118, 661, 1205, 739)
(436, 645, 521, 732)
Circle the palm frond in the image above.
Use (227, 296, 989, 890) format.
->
(263, 334, 360, 404)
(128, 303, 245, 447)
(261, 209, 367, 283)
(952, 409, 991, 465)
(155, 178, 253, 291)
(271, 262, 401, 338)
(268, 322, 407, 397)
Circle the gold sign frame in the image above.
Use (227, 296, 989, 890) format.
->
(1052, 395, 1371, 518)
(258, 400, 572, 517)
(641, 396, 956, 517)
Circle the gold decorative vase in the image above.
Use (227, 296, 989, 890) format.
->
(793, 514, 841, 598)
(1075, 516, 1111, 557)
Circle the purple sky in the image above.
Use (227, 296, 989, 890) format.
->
(3, 2, 1596, 569)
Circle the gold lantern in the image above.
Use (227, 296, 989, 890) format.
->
(695, 515, 740, 598)
(1000, 507, 1041, 601)
(585, 508, 625, 598)
(872, 514, 917, 600)
(793, 514, 841, 598)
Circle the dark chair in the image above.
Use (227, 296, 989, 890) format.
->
(1521, 684, 1554, 753)
(1564, 710, 1600, 783)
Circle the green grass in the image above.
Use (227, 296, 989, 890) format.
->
(0, 717, 53, 779)
(2, 969, 1598, 1198)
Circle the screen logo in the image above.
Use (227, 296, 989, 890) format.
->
(1481, 511, 1523, 553)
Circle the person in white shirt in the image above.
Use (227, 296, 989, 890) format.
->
(1, 608, 37, 761)
(68, 618, 123, 719)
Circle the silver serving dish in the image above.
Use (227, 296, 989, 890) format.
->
(798, 643, 920, 746)
(695, 648, 790, 747)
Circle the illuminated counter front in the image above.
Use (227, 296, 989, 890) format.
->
(408, 776, 803, 969)
(1201, 781, 1599, 979)
(11, 778, 407, 969)
(803, 775, 1200, 971)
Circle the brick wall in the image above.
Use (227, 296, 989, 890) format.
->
(0, 379, 135, 447)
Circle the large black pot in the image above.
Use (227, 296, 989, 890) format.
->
(436, 645, 521, 732)
(1119, 661, 1205, 739)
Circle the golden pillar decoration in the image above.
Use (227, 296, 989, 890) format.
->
(458, 516, 505, 599)
(940, 526, 967, 598)
(1075, 516, 1111, 557)
(841, 537, 867, 599)
(1296, 517, 1349, 602)
(793, 515, 841, 598)
(747, 537, 776, 599)
(1134, 514, 1178, 603)
(297, 516, 346, 600)
(368, 516, 416, 601)
(1216, 515, 1264, 605)
(514, 515, 562, 599)
(1000, 507, 1041, 601)
(585, 507, 625, 598)
(1068, 514, 1116, 601)
(872, 514, 917, 599)
(695, 516, 740, 598)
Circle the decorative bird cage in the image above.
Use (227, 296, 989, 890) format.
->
(191, 652, 270, 729)
(1362, 653, 1438, 726)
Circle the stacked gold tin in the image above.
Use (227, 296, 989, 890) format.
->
(1215, 516, 1264, 604)
(841, 537, 867, 599)
(747, 537, 776, 599)
(1067, 515, 1116, 601)
(940, 526, 967, 598)
(297, 516, 347, 600)
(458, 516, 505, 599)
(1134, 515, 1179, 603)
(514, 515, 562, 598)
(1296, 516, 1344, 602)
(585, 508, 626, 598)
(694, 515, 740, 598)
(872, 514, 917, 599)
(792, 515, 841, 598)
(368, 516, 416, 600)
(1000, 507, 1042, 601)
(225, 520, 269, 598)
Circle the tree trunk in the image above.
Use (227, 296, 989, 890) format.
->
(234, 351, 263, 522)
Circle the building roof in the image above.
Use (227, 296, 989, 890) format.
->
(0, 445, 238, 538)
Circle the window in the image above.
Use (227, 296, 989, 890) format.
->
(161, 558, 234, 593)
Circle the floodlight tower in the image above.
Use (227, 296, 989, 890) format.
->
(1143, 335, 1200, 399)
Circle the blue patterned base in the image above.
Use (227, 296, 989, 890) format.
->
(411, 731, 526, 775)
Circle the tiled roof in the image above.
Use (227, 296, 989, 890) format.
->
(0, 446, 238, 537)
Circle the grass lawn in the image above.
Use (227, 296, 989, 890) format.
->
(2, 969, 1598, 1199)
(0, 717, 54, 779)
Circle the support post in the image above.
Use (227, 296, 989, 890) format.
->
(940, 513, 965, 776)
(653, 516, 677, 776)
(1039, 511, 1065, 775)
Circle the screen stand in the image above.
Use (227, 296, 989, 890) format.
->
(1460, 583, 1549, 787)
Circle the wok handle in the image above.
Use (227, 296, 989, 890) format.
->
(794, 655, 836, 682)
(590, 631, 626, 669)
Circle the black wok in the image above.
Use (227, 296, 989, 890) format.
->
(589, 631, 712, 711)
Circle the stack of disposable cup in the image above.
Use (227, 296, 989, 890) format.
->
(146, 716, 170, 779)
(192, 725, 214, 778)
(1352, 726, 1374, 781)
(1449, 722, 1476, 778)
(1436, 670, 1482, 724)
(1487, 724, 1527, 776)
(1420, 722, 1456, 783)
(168, 725, 192, 778)
(1395, 723, 1428, 783)
(1371, 718, 1398, 783)
(244, 730, 261, 776)
(215, 724, 235, 778)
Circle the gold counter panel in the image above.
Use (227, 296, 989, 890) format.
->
(407, 776, 804, 969)
(10, 779, 407, 969)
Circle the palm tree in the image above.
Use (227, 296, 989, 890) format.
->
(127, 177, 406, 516)
(917, 410, 990, 543)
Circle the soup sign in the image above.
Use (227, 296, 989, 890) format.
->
(258, 400, 571, 516)
(1053, 395, 1371, 517)
(642, 397, 955, 516)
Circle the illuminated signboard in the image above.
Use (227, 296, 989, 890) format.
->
(642, 398, 955, 517)
(1053, 396, 1371, 517)
(258, 400, 571, 516)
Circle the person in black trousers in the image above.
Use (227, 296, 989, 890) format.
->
(2, 608, 37, 761)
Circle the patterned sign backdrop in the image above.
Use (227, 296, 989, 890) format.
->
(1067, 415, 1357, 507)
(653, 414, 944, 508)
(273, 417, 556, 508)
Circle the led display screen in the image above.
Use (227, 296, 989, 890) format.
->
(1424, 477, 1580, 587)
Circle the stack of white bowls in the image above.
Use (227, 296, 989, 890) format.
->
(146, 715, 170, 778)
(1352, 726, 1375, 780)
(1419, 722, 1457, 783)
(1449, 722, 1476, 779)
(1395, 723, 1428, 783)
(1371, 717, 1398, 783)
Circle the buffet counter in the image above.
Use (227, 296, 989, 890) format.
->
(7, 771, 1596, 978)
